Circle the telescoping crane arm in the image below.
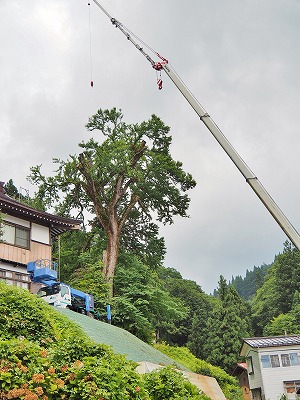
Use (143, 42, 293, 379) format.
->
(91, 0, 300, 251)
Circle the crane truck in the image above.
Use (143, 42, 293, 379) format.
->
(27, 259, 95, 316)
(90, 0, 300, 252)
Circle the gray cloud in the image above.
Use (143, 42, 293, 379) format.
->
(1, 0, 300, 293)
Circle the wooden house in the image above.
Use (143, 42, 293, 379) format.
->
(233, 362, 251, 400)
(0, 181, 81, 291)
(240, 335, 300, 400)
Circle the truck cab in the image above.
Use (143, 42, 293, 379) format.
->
(37, 282, 71, 308)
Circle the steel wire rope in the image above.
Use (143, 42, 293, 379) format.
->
(88, 3, 93, 86)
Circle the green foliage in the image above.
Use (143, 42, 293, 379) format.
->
(143, 366, 210, 400)
(3, 178, 46, 211)
(251, 266, 279, 335)
(3, 179, 19, 198)
(251, 242, 300, 335)
(154, 343, 243, 400)
(229, 263, 271, 300)
(0, 283, 208, 400)
(202, 277, 252, 373)
(0, 338, 146, 400)
(114, 296, 154, 341)
(263, 304, 300, 336)
(273, 242, 300, 313)
(0, 282, 86, 343)
(29, 108, 196, 292)
(158, 267, 214, 349)
(279, 395, 288, 400)
(113, 256, 189, 343)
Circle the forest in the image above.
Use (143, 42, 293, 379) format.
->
(3, 108, 300, 377)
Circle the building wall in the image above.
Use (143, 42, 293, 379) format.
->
(0, 241, 51, 265)
(0, 214, 52, 289)
(0, 214, 51, 265)
(0, 260, 30, 290)
(238, 370, 251, 400)
(246, 350, 264, 395)
(258, 346, 300, 400)
(31, 223, 50, 244)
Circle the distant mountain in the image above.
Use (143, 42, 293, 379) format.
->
(229, 263, 271, 300)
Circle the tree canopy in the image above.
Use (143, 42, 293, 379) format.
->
(29, 108, 196, 295)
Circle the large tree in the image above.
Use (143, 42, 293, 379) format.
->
(202, 276, 252, 372)
(30, 108, 196, 294)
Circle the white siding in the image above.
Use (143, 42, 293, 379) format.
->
(259, 347, 300, 400)
(3, 215, 30, 228)
(31, 223, 50, 244)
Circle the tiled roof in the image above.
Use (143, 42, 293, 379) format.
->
(243, 335, 300, 348)
(0, 181, 81, 237)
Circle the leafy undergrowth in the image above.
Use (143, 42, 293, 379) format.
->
(154, 343, 243, 400)
(0, 283, 210, 399)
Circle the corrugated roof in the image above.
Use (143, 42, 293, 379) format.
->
(243, 335, 300, 348)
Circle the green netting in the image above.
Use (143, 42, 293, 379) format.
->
(57, 308, 188, 369)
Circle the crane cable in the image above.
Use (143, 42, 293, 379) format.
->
(90, 0, 169, 89)
(88, 3, 94, 87)
(89, 0, 206, 109)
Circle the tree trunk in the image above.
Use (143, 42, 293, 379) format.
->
(104, 230, 120, 298)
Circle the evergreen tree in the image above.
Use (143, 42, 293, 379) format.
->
(230, 263, 271, 300)
(251, 266, 280, 336)
(251, 242, 300, 335)
(202, 276, 252, 373)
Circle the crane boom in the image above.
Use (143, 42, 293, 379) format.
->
(91, 0, 300, 251)
(162, 64, 300, 250)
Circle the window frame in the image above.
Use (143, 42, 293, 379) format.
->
(284, 380, 300, 396)
(281, 353, 291, 367)
(247, 356, 254, 375)
(261, 354, 280, 368)
(1, 221, 30, 249)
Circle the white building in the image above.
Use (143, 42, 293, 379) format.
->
(240, 335, 300, 400)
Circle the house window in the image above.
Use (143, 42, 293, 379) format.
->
(281, 353, 300, 367)
(261, 354, 280, 368)
(290, 352, 300, 366)
(261, 355, 271, 368)
(284, 381, 300, 396)
(247, 356, 254, 374)
(15, 273, 30, 282)
(270, 354, 280, 367)
(1, 270, 13, 278)
(0, 269, 30, 289)
(1, 222, 30, 249)
(281, 354, 291, 367)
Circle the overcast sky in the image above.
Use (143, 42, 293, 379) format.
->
(1, 1, 300, 293)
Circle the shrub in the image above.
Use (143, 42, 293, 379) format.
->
(0, 282, 88, 344)
(0, 338, 146, 400)
(143, 366, 210, 400)
(154, 343, 243, 400)
(0, 284, 208, 399)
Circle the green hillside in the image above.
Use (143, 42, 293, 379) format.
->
(57, 308, 187, 369)
(0, 283, 211, 399)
